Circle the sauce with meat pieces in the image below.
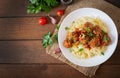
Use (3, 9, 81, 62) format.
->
(63, 22, 111, 49)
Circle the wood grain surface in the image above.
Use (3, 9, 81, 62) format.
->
(0, 17, 55, 39)
(0, 64, 119, 78)
(0, 0, 119, 78)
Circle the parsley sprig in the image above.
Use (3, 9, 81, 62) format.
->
(27, 0, 59, 14)
(42, 32, 53, 48)
(42, 25, 60, 48)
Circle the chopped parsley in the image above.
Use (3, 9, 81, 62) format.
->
(101, 30, 106, 35)
(56, 25, 60, 30)
(72, 21, 75, 24)
(78, 48, 84, 52)
(103, 36, 109, 42)
(65, 27, 70, 30)
(85, 27, 91, 32)
(88, 32, 94, 37)
(101, 52, 104, 55)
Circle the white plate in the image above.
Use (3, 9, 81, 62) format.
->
(58, 8, 118, 67)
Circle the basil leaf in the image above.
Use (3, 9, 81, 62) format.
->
(42, 32, 53, 48)
(48, 38, 53, 46)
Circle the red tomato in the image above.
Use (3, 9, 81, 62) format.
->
(38, 17, 47, 25)
(57, 10, 64, 16)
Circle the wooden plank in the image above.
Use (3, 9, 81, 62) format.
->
(0, 41, 62, 63)
(94, 65, 120, 78)
(104, 40, 120, 65)
(0, 64, 86, 78)
(0, 64, 119, 78)
(0, 17, 56, 39)
(0, 0, 66, 17)
(0, 40, 119, 64)
(106, 0, 120, 8)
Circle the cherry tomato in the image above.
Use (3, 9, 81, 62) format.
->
(38, 17, 47, 25)
(57, 10, 64, 16)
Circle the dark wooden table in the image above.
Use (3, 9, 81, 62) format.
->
(0, 0, 119, 78)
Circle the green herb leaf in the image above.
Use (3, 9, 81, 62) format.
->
(51, 0, 59, 6)
(102, 30, 106, 35)
(44, 0, 58, 7)
(35, 5, 42, 13)
(56, 25, 60, 30)
(41, 3, 51, 13)
(48, 38, 53, 46)
(44, 0, 51, 6)
(78, 48, 84, 52)
(85, 27, 91, 32)
(42, 32, 53, 48)
(72, 21, 75, 24)
(88, 32, 94, 37)
(65, 27, 70, 30)
(54, 33, 58, 42)
(101, 52, 104, 55)
(103, 36, 109, 42)
(27, 0, 59, 14)
(27, 4, 36, 14)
